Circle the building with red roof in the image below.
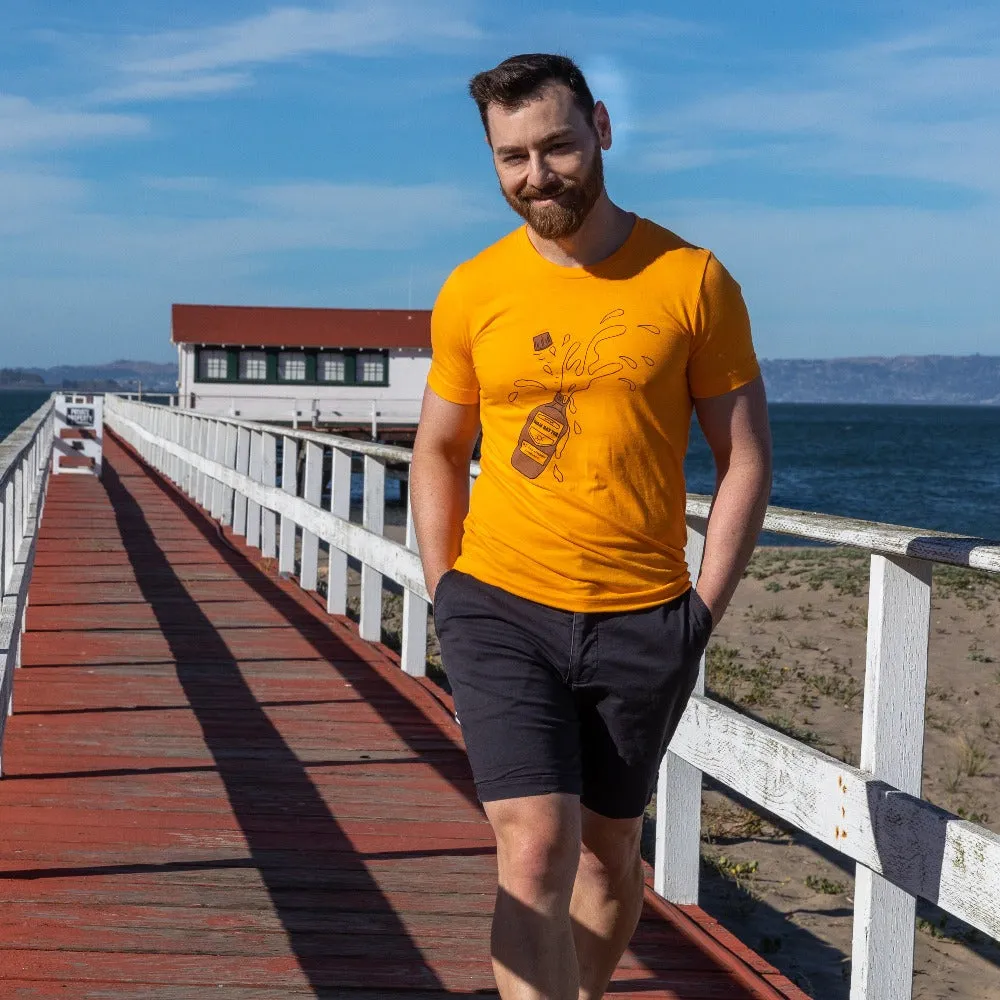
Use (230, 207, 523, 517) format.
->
(173, 304, 431, 430)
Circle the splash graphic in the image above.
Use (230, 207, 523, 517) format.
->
(510, 310, 659, 480)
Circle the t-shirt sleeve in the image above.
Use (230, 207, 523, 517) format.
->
(688, 253, 761, 399)
(426, 267, 480, 406)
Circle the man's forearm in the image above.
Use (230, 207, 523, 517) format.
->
(410, 450, 471, 601)
(695, 453, 772, 625)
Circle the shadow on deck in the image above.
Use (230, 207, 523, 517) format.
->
(0, 437, 807, 999)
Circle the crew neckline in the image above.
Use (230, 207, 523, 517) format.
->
(520, 214, 643, 278)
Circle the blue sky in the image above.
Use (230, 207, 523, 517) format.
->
(2, 1, 998, 367)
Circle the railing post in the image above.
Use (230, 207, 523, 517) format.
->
(300, 441, 323, 591)
(279, 436, 298, 576)
(210, 420, 227, 520)
(246, 431, 263, 550)
(400, 482, 428, 676)
(654, 515, 708, 903)
(2, 479, 13, 589)
(260, 432, 278, 559)
(179, 414, 192, 496)
(850, 554, 932, 1000)
(232, 427, 251, 537)
(326, 446, 351, 615)
(200, 418, 214, 508)
(359, 456, 385, 641)
(219, 423, 238, 527)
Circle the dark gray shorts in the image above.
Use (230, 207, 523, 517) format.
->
(433, 570, 713, 819)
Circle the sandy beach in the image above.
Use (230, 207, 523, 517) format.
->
(337, 539, 1000, 999)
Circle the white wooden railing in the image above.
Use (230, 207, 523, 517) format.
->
(104, 396, 1000, 1000)
(0, 396, 56, 772)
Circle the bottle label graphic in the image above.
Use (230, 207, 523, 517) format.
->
(511, 393, 569, 479)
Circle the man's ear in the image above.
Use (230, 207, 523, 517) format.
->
(593, 100, 612, 150)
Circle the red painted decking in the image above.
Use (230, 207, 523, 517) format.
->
(0, 436, 809, 999)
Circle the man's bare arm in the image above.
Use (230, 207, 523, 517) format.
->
(410, 386, 482, 601)
(692, 376, 773, 625)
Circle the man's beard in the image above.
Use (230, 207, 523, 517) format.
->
(502, 146, 604, 240)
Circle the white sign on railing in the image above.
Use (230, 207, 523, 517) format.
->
(52, 393, 104, 476)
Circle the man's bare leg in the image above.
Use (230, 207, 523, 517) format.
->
(485, 793, 582, 1000)
(570, 807, 645, 1000)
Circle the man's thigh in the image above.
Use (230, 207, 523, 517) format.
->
(576, 589, 712, 819)
(433, 570, 582, 804)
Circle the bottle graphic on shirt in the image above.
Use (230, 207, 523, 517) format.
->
(511, 393, 570, 479)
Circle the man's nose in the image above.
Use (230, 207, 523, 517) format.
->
(526, 153, 556, 191)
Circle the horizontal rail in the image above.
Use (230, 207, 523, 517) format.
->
(671, 694, 1000, 939)
(687, 497, 1000, 573)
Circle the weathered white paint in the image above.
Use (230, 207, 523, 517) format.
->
(360, 455, 385, 642)
(279, 436, 298, 576)
(670, 695, 1000, 940)
(850, 555, 932, 1000)
(300, 441, 322, 591)
(655, 514, 708, 903)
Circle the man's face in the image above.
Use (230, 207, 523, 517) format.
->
(486, 83, 607, 240)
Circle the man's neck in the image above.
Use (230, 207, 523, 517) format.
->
(526, 195, 635, 268)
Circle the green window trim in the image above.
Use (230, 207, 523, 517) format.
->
(193, 346, 389, 387)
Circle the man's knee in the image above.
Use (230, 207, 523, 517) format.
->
(579, 806, 643, 888)
(486, 793, 581, 896)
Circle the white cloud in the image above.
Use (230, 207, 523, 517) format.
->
(105, 0, 481, 102)
(0, 94, 147, 151)
(99, 72, 251, 103)
(634, 19, 1000, 196)
(0, 178, 495, 271)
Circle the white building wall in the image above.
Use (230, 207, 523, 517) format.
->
(183, 346, 431, 426)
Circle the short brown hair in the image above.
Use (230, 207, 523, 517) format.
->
(468, 53, 596, 139)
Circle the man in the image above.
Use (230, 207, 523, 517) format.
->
(410, 54, 772, 1000)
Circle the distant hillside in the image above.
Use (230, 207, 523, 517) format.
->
(2, 355, 997, 404)
(0, 360, 176, 392)
(760, 355, 1000, 406)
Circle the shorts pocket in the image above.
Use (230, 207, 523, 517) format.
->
(431, 568, 460, 622)
(687, 587, 714, 646)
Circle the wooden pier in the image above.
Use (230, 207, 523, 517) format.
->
(0, 436, 805, 998)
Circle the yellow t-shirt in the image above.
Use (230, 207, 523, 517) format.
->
(427, 216, 760, 612)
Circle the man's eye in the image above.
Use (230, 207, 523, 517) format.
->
(503, 154, 526, 164)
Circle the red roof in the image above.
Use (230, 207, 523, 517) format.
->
(172, 304, 431, 349)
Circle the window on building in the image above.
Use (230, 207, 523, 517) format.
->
(318, 351, 347, 383)
(278, 351, 307, 381)
(239, 351, 267, 381)
(357, 352, 387, 384)
(198, 350, 229, 380)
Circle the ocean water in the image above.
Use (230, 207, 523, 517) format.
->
(686, 404, 1000, 541)
(3, 391, 996, 541)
